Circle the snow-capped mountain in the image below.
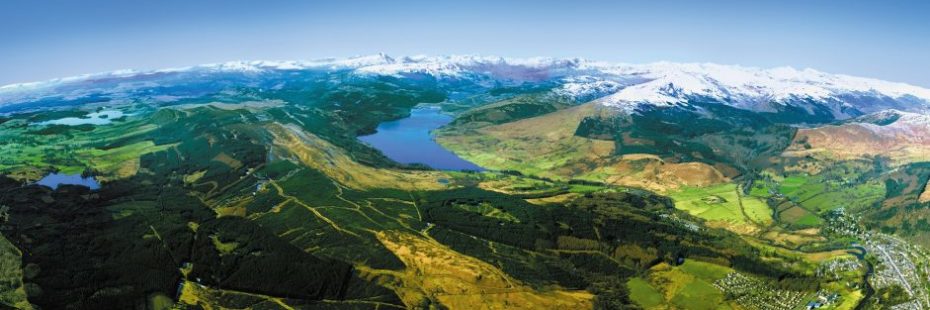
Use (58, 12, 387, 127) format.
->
(3, 54, 930, 120)
(350, 56, 930, 118)
(591, 63, 930, 117)
(849, 109, 930, 132)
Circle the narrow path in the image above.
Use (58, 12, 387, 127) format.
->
(149, 225, 180, 264)
(268, 180, 360, 237)
(548, 249, 627, 267)
(318, 299, 406, 309)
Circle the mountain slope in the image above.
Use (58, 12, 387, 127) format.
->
(786, 109, 930, 163)
(4, 54, 930, 122)
(2, 55, 930, 309)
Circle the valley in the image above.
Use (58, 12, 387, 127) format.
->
(1, 56, 929, 309)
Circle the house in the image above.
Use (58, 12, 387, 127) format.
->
(817, 292, 840, 304)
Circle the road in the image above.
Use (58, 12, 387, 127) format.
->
(874, 244, 914, 297)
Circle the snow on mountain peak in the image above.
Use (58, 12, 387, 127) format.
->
(338, 56, 930, 115)
(3, 54, 930, 118)
(353, 55, 586, 81)
(553, 76, 624, 102)
(592, 62, 930, 115)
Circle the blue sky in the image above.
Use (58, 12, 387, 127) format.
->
(2, 0, 929, 87)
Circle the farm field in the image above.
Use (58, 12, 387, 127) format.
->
(628, 260, 737, 310)
(667, 184, 773, 233)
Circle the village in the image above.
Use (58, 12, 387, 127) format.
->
(861, 233, 930, 309)
(713, 272, 808, 310)
(821, 207, 862, 238)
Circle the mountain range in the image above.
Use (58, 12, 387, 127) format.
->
(5, 54, 930, 119)
(2, 55, 930, 309)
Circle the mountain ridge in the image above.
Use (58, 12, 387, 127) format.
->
(3, 54, 930, 120)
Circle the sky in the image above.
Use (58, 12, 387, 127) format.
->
(2, 0, 929, 87)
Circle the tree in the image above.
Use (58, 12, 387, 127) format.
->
(0, 204, 9, 223)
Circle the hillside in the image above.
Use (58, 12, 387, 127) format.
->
(1, 55, 929, 309)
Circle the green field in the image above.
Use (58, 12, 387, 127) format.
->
(0, 235, 29, 309)
(629, 260, 735, 310)
(749, 181, 771, 198)
(668, 184, 773, 230)
(0, 114, 164, 180)
(795, 213, 823, 226)
(627, 277, 663, 308)
(774, 174, 884, 213)
(778, 175, 809, 195)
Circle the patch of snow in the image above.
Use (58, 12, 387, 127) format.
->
(554, 76, 623, 101)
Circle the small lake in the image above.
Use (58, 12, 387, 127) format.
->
(37, 173, 101, 190)
(359, 108, 483, 171)
(38, 110, 124, 126)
